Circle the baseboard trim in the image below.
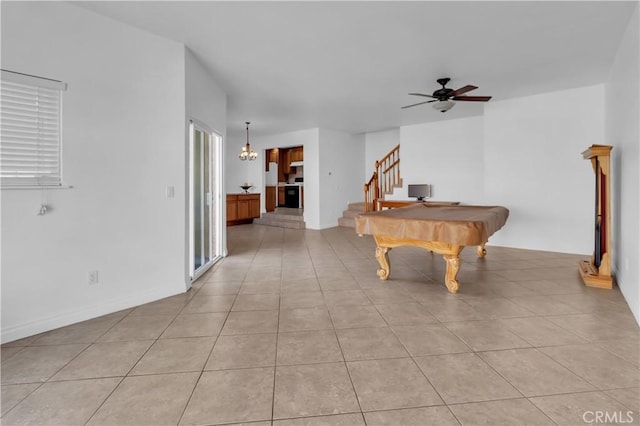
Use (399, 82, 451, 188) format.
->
(1, 287, 184, 344)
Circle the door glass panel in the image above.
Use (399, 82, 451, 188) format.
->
(189, 121, 222, 282)
(193, 130, 202, 271)
(203, 132, 211, 267)
(211, 134, 218, 256)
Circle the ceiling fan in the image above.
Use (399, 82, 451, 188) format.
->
(402, 78, 492, 113)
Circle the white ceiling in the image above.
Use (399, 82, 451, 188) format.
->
(76, 1, 636, 140)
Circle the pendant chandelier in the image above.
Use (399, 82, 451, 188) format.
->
(238, 121, 257, 161)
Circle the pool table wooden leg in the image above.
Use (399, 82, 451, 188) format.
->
(443, 246, 463, 293)
(477, 243, 487, 258)
(375, 246, 391, 280)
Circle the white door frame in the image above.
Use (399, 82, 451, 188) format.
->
(188, 119, 223, 282)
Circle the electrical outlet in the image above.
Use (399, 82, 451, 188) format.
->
(88, 270, 99, 285)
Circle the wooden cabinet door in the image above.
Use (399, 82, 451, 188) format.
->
(237, 200, 250, 219)
(291, 146, 303, 162)
(226, 196, 238, 222)
(269, 149, 278, 164)
(278, 187, 285, 206)
(265, 149, 272, 171)
(265, 149, 279, 171)
(265, 186, 276, 212)
(249, 197, 260, 218)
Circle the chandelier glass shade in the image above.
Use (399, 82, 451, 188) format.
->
(239, 121, 257, 161)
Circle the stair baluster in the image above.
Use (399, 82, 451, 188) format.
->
(363, 144, 401, 212)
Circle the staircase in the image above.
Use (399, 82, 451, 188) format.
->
(253, 210, 306, 229)
(337, 202, 365, 228)
(338, 145, 401, 228)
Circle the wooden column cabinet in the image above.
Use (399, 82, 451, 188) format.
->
(278, 186, 285, 207)
(227, 193, 260, 226)
(265, 186, 276, 212)
(579, 145, 614, 289)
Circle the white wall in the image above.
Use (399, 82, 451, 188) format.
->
(224, 132, 250, 198)
(364, 128, 400, 181)
(397, 117, 484, 203)
(186, 50, 227, 136)
(302, 131, 322, 229)
(185, 49, 228, 262)
(484, 86, 603, 253)
(1, 2, 188, 342)
(318, 129, 365, 228)
(605, 5, 639, 323)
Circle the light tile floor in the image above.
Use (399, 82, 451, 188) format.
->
(2, 225, 639, 425)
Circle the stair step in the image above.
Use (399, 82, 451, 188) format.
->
(347, 202, 365, 211)
(342, 209, 362, 219)
(254, 217, 306, 229)
(259, 212, 305, 222)
(338, 217, 355, 228)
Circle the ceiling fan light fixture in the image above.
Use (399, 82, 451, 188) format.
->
(432, 100, 455, 113)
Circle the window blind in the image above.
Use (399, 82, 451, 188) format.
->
(1, 70, 66, 187)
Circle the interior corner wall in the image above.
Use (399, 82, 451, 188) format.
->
(396, 117, 484, 203)
(186, 50, 227, 136)
(185, 49, 228, 265)
(364, 128, 400, 181)
(318, 129, 365, 229)
(605, 4, 639, 323)
(483, 85, 604, 254)
(0, 2, 187, 343)
(224, 131, 249, 197)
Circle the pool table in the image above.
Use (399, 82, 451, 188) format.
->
(354, 204, 509, 293)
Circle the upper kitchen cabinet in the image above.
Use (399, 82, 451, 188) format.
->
(279, 149, 291, 176)
(290, 146, 303, 162)
(265, 148, 278, 171)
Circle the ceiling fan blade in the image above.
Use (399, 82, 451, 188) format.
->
(452, 95, 492, 102)
(401, 100, 437, 109)
(408, 92, 436, 98)
(450, 85, 478, 96)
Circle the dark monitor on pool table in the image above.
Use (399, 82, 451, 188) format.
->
(408, 184, 431, 201)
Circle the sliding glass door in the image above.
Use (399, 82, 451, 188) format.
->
(189, 120, 222, 281)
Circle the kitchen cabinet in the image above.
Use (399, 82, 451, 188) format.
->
(265, 186, 276, 212)
(265, 148, 278, 171)
(279, 149, 291, 175)
(269, 148, 278, 164)
(278, 186, 285, 207)
(290, 146, 304, 162)
(227, 193, 260, 226)
(301, 185, 304, 208)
